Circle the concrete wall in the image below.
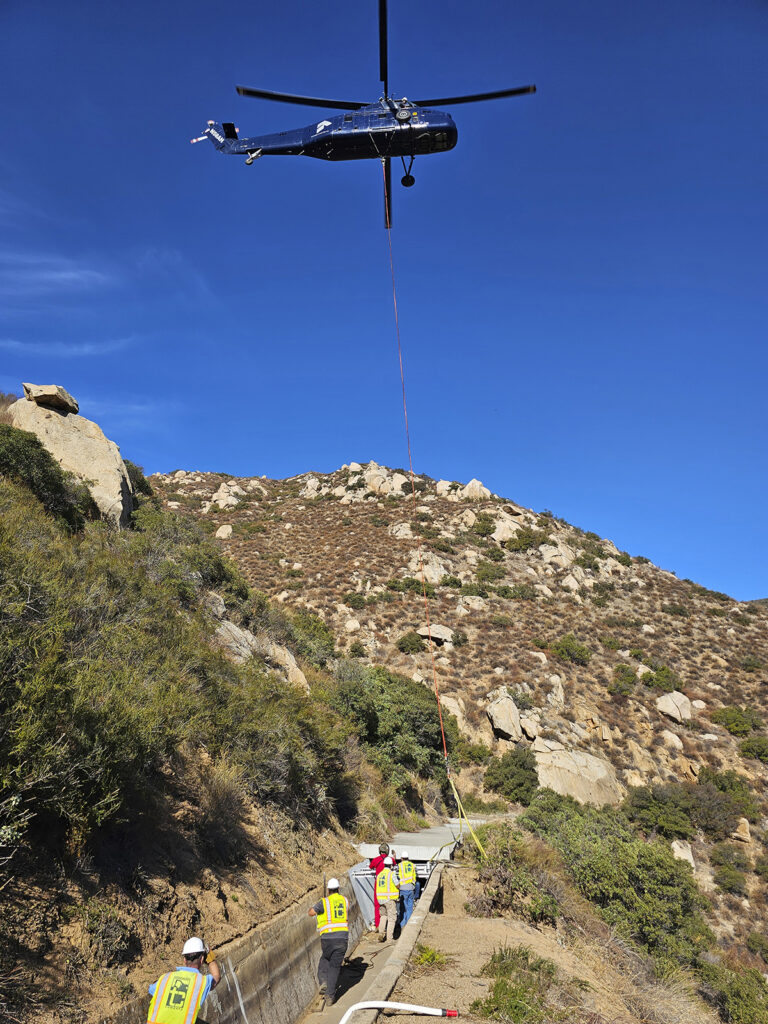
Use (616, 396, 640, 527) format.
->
(100, 876, 365, 1024)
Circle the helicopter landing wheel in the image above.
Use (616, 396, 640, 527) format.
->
(245, 155, 254, 165)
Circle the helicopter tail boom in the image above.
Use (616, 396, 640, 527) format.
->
(193, 121, 240, 151)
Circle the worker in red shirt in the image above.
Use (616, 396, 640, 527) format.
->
(368, 843, 397, 930)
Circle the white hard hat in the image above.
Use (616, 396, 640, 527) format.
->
(400, 850, 409, 858)
(182, 937, 206, 957)
(327, 877, 340, 889)
(384, 856, 393, 865)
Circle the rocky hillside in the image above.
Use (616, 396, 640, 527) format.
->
(151, 461, 768, 933)
(152, 460, 767, 785)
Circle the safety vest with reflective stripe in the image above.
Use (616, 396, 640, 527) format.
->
(315, 893, 349, 934)
(147, 969, 207, 1024)
(375, 867, 400, 901)
(398, 860, 416, 886)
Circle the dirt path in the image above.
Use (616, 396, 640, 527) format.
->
(386, 866, 718, 1024)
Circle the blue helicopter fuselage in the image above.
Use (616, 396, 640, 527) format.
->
(204, 101, 458, 160)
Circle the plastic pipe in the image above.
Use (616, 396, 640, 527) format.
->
(337, 1001, 458, 1024)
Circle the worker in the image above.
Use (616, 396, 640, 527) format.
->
(308, 877, 348, 1005)
(375, 856, 400, 943)
(397, 850, 419, 928)
(146, 936, 221, 1024)
(369, 842, 395, 931)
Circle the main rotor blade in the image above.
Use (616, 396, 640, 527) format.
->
(384, 158, 392, 230)
(379, 0, 389, 99)
(413, 84, 536, 106)
(236, 86, 368, 110)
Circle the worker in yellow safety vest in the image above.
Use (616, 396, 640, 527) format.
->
(146, 936, 221, 1024)
(308, 877, 349, 1005)
(375, 856, 400, 943)
(397, 849, 420, 929)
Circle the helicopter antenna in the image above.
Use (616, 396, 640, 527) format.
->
(379, 0, 389, 100)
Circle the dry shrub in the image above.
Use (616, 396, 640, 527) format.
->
(0, 392, 19, 426)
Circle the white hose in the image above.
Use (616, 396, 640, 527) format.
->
(337, 1001, 458, 1024)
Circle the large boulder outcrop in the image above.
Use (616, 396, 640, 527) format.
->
(9, 385, 134, 527)
(655, 691, 692, 723)
(486, 694, 523, 741)
(533, 742, 625, 806)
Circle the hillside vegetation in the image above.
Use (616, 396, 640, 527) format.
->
(0, 435, 471, 1022)
(3, 424, 768, 1024)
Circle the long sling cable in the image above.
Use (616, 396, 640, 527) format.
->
(381, 161, 485, 860)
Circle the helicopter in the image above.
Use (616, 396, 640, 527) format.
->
(192, 0, 536, 227)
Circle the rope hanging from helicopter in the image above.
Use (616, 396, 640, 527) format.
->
(380, 162, 486, 860)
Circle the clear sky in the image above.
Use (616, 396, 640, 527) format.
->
(1, 0, 766, 600)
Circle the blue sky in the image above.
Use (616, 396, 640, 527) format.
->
(1, 0, 766, 600)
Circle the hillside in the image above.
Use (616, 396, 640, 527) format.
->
(151, 462, 768, 942)
(152, 461, 768, 784)
(3, 404, 768, 1024)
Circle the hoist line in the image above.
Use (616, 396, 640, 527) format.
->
(380, 159, 449, 764)
(381, 163, 485, 861)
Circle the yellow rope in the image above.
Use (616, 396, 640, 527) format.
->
(449, 777, 486, 859)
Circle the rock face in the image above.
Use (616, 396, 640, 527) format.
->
(655, 691, 692, 723)
(214, 619, 308, 692)
(671, 840, 696, 868)
(486, 694, 523, 741)
(534, 744, 625, 806)
(9, 387, 134, 527)
(23, 382, 79, 413)
(416, 624, 454, 645)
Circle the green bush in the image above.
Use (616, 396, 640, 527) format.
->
(740, 736, 768, 763)
(624, 780, 746, 842)
(609, 663, 637, 697)
(520, 793, 711, 965)
(343, 592, 366, 609)
(754, 857, 768, 882)
(476, 560, 505, 583)
(623, 785, 695, 840)
(386, 576, 435, 598)
(483, 544, 504, 562)
(328, 663, 454, 792)
(123, 459, 153, 498)
(747, 933, 768, 963)
(698, 962, 768, 1024)
(600, 636, 622, 650)
(396, 631, 424, 654)
(348, 641, 366, 658)
(642, 663, 680, 692)
(472, 513, 496, 537)
(484, 748, 539, 805)
(440, 574, 462, 588)
(504, 527, 549, 552)
(741, 654, 763, 673)
(616, 551, 632, 566)
(550, 633, 591, 665)
(0, 424, 96, 530)
(698, 768, 760, 823)
(471, 945, 559, 1024)
(496, 583, 536, 600)
(710, 842, 749, 871)
(452, 630, 468, 647)
(711, 706, 763, 737)
(460, 582, 488, 597)
(714, 863, 748, 895)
